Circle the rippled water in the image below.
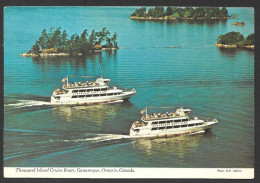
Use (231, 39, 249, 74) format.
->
(4, 7, 254, 168)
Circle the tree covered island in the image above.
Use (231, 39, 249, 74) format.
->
(215, 32, 254, 49)
(21, 27, 119, 57)
(130, 7, 231, 20)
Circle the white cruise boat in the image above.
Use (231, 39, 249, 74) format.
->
(51, 76, 136, 105)
(130, 107, 218, 138)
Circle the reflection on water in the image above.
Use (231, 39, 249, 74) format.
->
(52, 102, 134, 123)
(131, 131, 216, 158)
(31, 51, 117, 68)
(218, 47, 254, 58)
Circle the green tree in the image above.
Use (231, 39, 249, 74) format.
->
(61, 30, 68, 48)
(134, 7, 146, 17)
(111, 32, 118, 48)
(78, 29, 89, 54)
(220, 7, 228, 17)
(89, 29, 97, 48)
(38, 29, 48, 49)
(165, 7, 173, 16)
(31, 41, 40, 53)
(52, 27, 62, 47)
(217, 31, 244, 45)
(46, 27, 54, 48)
(96, 28, 110, 45)
(245, 33, 254, 45)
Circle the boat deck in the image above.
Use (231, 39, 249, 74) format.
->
(141, 113, 186, 121)
(63, 82, 107, 89)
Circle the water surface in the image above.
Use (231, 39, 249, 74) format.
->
(4, 7, 254, 168)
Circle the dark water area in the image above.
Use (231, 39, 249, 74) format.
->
(4, 7, 254, 168)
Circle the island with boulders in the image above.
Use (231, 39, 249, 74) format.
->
(215, 32, 254, 49)
(20, 27, 119, 57)
(130, 7, 232, 21)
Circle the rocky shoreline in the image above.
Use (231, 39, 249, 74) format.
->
(215, 43, 254, 49)
(130, 16, 231, 21)
(20, 47, 119, 57)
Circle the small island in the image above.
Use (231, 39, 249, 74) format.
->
(20, 27, 119, 57)
(215, 32, 254, 49)
(130, 7, 231, 21)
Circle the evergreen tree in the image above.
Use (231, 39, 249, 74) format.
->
(38, 29, 48, 49)
(31, 41, 40, 53)
(61, 30, 68, 47)
(111, 33, 118, 48)
(165, 7, 173, 16)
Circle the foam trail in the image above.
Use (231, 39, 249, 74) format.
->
(188, 130, 205, 135)
(108, 100, 123, 104)
(5, 100, 51, 108)
(62, 134, 131, 143)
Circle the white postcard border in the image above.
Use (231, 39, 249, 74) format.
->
(4, 167, 254, 179)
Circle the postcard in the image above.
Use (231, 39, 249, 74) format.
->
(3, 6, 254, 179)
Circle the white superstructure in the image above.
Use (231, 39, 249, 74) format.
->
(130, 107, 218, 138)
(51, 76, 136, 105)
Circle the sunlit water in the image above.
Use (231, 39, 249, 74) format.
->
(4, 7, 254, 168)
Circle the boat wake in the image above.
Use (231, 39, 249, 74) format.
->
(60, 131, 205, 144)
(108, 100, 124, 104)
(61, 134, 131, 143)
(188, 130, 205, 135)
(5, 99, 52, 108)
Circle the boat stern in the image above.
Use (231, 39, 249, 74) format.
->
(50, 90, 61, 104)
(129, 121, 140, 137)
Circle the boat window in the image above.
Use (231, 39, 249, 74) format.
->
(85, 95, 92, 97)
(100, 94, 106, 97)
(182, 118, 188, 122)
(54, 96, 60, 99)
(151, 128, 158, 130)
(152, 122, 158, 125)
(158, 127, 165, 130)
(188, 124, 194, 127)
(86, 89, 93, 92)
(79, 90, 86, 92)
(159, 121, 166, 124)
(134, 129, 140, 132)
(174, 119, 182, 122)
(71, 96, 78, 98)
(174, 125, 181, 128)
(101, 88, 107, 91)
(166, 126, 173, 129)
(93, 94, 100, 97)
(181, 125, 188, 127)
(72, 90, 79, 93)
(94, 88, 100, 91)
(78, 95, 85, 98)
(107, 93, 113, 96)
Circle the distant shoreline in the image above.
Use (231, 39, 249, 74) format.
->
(130, 16, 231, 21)
(20, 47, 119, 57)
(215, 43, 254, 49)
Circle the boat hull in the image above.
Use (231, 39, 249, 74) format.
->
(129, 121, 217, 138)
(51, 91, 135, 105)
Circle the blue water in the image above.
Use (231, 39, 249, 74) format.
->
(4, 7, 254, 168)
